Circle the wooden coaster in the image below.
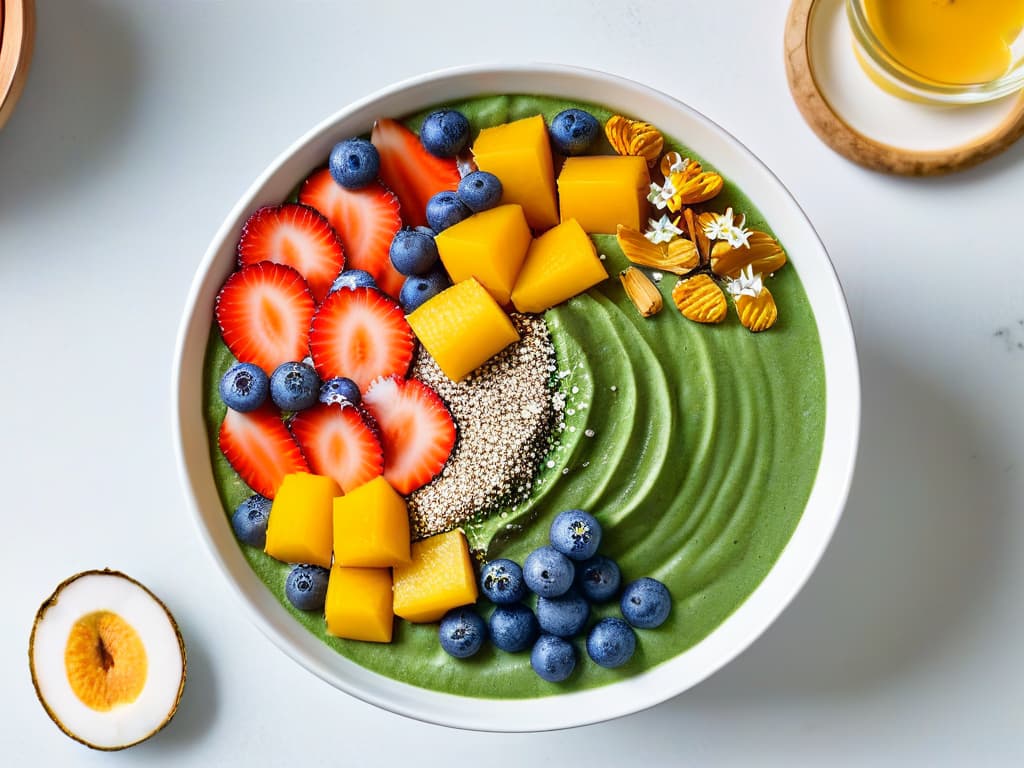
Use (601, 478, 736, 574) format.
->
(0, 0, 35, 130)
(785, 0, 1024, 175)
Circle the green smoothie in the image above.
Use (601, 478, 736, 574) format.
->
(202, 95, 826, 698)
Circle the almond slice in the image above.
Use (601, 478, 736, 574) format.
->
(619, 267, 663, 318)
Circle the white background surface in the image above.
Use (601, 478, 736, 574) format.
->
(1, 1, 1020, 765)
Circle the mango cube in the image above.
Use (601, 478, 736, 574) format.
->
(324, 566, 394, 643)
(392, 529, 478, 623)
(557, 155, 651, 234)
(510, 219, 609, 314)
(406, 278, 520, 382)
(472, 115, 559, 231)
(434, 204, 532, 305)
(332, 476, 410, 567)
(264, 472, 340, 568)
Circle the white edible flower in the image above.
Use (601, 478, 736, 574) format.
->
(670, 156, 691, 174)
(644, 214, 683, 244)
(726, 265, 764, 298)
(647, 179, 676, 210)
(702, 207, 753, 249)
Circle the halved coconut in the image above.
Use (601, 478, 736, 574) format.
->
(29, 569, 186, 750)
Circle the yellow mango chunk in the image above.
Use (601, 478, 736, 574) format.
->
(557, 155, 651, 234)
(333, 476, 410, 567)
(406, 278, 520, 382)
(264, 472, 341, 568)
(472, 115, 559, 231)
(511, 219, 609, 314)
(434, 204, 532, 305)
(324, 566, 394, 643)
(392, 529, 478, 623)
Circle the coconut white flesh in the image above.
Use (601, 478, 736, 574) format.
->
(31, 572, 184, 749)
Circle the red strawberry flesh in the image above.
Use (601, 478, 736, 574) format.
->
(289, 403, 384, 493)
(219, 405, 309, 499)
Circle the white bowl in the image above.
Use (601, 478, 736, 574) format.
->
(172, 63, 860, 731)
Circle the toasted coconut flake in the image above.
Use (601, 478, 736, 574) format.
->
(619, 267, 663, 318)
(710, 231, 787, 279)
(605, 115, 664, 165)
(671, 274, 727, 324)
(735, 287, 778, 332)
(616, 225, 699, 275)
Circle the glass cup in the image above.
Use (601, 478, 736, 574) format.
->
(848, 0, 1024, 104)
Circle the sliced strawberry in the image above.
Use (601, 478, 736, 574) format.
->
(215, 262, 315, 374)
(362, 376, 456, 495)
(309, 287, 414, 392)
(237, 203, 345, 303)
(371, 118, 460, 229)
(289, 403, 384, 493)
(298, 170, 405, 299)
(219, 405, 309, 499)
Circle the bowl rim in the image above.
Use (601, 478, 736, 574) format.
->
(172, 62, 860, 732)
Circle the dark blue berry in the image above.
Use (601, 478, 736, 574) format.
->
(419, 110, 470, 158)
(219, 362, 269, 412)
(319, 377, 361, 406)
(536, 590, 590, 638)
(549, 509, 602, 561)
(488, 603, 539, 652)
(269, 361, 320, 411)
(330, 269, 377, 293)
(399, 267, 451, 313)
(389, 227, 440, 276)
(575, 555, 621, 603)
(523, 546, 575, 598)
(285, 564, 330, 611)
(438, 607, 487, 659)
(530, 634, 576, 682)
(620, 577, 671, 629)
(457, 171, 503, 213)
(329, 138, 380, 190)
(230, 494, 271, 548)
(479, 558, 527, 604)
(586, 617, 636, 668)
(425, 191, 471, 232)
(549, 109, 600, 156)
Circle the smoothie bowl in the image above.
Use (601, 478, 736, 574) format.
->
(173, 64, 859, 731)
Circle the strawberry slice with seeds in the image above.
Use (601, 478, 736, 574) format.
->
(219, 405, 310, 499)
(363, 376, 456, 495)
(290, 403, 384, 493)
(215, 261, 315, 374)
(371, 117, 460, 229)
(298, 171, 405, 299)
(237, 203, 345, 303)
(309, 286, 414, 391)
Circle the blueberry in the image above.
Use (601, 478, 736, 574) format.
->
(530, 634, 576, 682)
(438, 606, 487, 659)
(549, 109, 601, 156)
(620, 577, 672, 629)
(575, 555, 621, 603)
(319, 376, 361, 406)
(328, 138, 380, 190)
(425, 191, 471, 232)
(419, 109, 470, 158)
(549, 509, 602, 561)
(457, 171, 503, 213)
(586, 617, 636, 668)
(479, 558, 527, 604)
(389, 227, 440, 276)
(230, 494, 271, 548)
(488, 603, 539, 652)
(523, 546, 575, 598)
(269, 361, 320, 411)
(399, 267, 451, 313)
(536, 590, 590, 638)
(285, 564, 330, 611)
(330, 269, 377, 293)
(219, 362, 269, 412)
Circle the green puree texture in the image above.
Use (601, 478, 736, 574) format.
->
(202, 95, 826, 698)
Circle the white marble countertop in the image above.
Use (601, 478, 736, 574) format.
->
(1, 1, 1021, 764)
